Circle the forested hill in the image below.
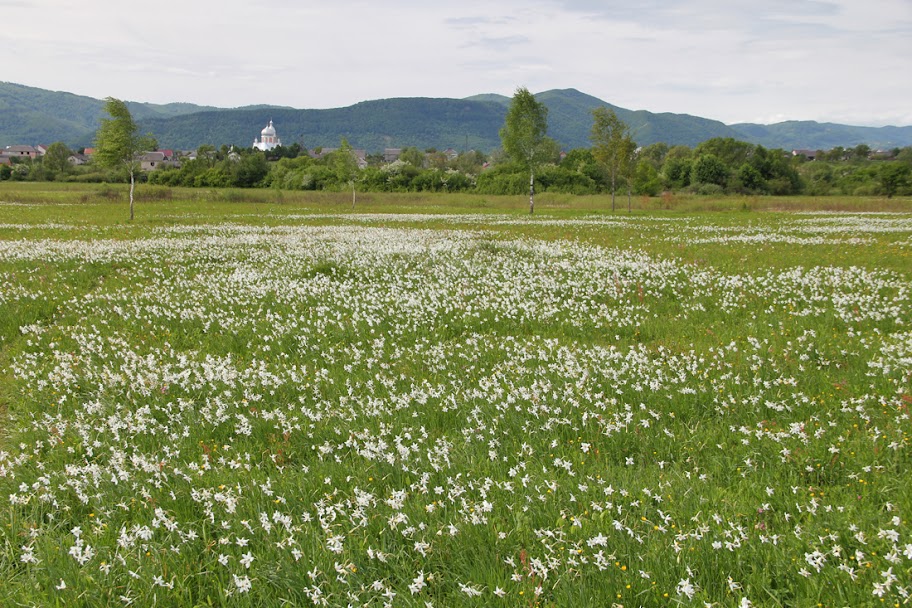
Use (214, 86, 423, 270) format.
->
(138, 98, 510, 152)
(730, 121, 912, 151)
(0, 81, 286, 147)
(139, 89, 744, 151)
(0, 82, 222, 147)
(532, 89, 740, 151)
(3, 81, 912, 151)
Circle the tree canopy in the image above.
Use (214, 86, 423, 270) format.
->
(43, 142, 72, 174)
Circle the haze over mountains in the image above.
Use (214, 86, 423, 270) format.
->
(2, 81, 911, 153)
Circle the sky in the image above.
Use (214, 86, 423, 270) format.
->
(3, 0, 912, 127)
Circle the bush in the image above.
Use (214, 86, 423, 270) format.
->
(691, 154, 728, 187)
(194, 168, 232, 188)
(538, 166, 598, 195)
(663, 158, 692, 190)
(737, 164, 766, 193)
(68, 171, 114, 183)
(853, 183, 879, 196)
(632, 160, 663, 196)
(800, 163, 835, 196)
(475, 170, 528, 195)
(768, 177, 800, 196)
(692, 182, 724, 196)
(410, 169, 475, 192)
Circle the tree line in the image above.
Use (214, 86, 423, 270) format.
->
(4, 93, 911, 207)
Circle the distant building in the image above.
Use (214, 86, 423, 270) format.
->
(139, 151, 181, 171)
(3, 145, 38, 160)
(140, 151, 166, 171)
(253, 120, 282, 151)
(791, 149, 818, 160)
(383, 148, 402, 163)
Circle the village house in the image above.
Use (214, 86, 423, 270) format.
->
(140, 151, 181, 171)
(140, 151, 165, 171)
(791, 149, 818, 160)
(3, 145, 38, 160)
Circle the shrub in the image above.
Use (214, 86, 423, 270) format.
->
(691, 154, 728, 187)
(475, 170, 528, 195)
(693, 182, 724, 196)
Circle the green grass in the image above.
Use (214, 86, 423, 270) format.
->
(0, 183, 911, 607)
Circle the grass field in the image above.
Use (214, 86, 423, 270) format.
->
(1, 183, 911, 607)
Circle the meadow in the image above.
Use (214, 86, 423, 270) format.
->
(0, 184, 911, 607)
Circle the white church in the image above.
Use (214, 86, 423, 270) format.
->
(253, 120, 282, 151)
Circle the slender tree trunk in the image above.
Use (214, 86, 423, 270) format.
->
(611, 169, 616, 212)
(627, 182, 632, 213)
(129, 167, 135, 221)
(351, 182, 356, 210)
(529, 169, 535, 215)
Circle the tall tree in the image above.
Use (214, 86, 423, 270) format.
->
(499, 87, 552, 214)
(196, 144, 216, 168)
(852, 144, 871, 160)
(43, 142, 72, 175)
(399, 147, 426, 169)
(94, 97, 156, 221)
(590, 107, 634, 212)
(879, 162, 911, 198)
(333, 138, 360, 209)
(692, 153, 728, 187)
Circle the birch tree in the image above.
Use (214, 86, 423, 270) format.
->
(499, 87, 552, 215)
(590, 107, 634, 212)
(333, 138, 360, 209)
(94, 97, 156, 221)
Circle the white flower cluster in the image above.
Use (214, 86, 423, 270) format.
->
(0, 217, 910, 606)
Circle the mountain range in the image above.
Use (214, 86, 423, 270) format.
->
(3, 81, 911, 153)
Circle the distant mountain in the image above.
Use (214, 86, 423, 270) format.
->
(2, 81, 911, 152)
(0, 81, 287, 148)
(729, 121, 912, 151)
(0, 81, 214, 147)
(533, 89, 741, 150)
(463, 94, 511, 105)
(141, 88, 743, 151)
(139, 98, 510, 152)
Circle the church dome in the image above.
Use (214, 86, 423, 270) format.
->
(253, 120, 281, 151)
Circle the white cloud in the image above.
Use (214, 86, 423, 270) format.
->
(2, 0, 910, 126)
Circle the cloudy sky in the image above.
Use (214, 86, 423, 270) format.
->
(3, 0, 911, 126)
